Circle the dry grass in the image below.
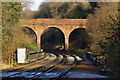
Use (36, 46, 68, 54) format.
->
(1, 63, 13, 70)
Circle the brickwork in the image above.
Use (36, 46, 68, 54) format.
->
(20, 19, 88, 50)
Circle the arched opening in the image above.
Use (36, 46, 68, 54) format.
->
(69, 28, 88, 50)
(22, 26, 37, 45)
(41, 27, 65, 52)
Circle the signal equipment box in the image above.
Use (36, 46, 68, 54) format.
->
(17, 48, 26, 63)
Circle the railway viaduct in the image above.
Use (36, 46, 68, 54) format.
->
(20, 19, 88, 50)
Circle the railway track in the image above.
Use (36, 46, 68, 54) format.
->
(1, 52, 77, 79)
(3, 53, 51, 72)
(28, 54, 68, 79)
(2, 53, 58, 77)
(36, 54, 77, 79)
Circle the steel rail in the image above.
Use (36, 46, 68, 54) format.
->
(31, 54, 68, 79)
(53, 54, 77, 79)
(3, 52, 51, 73)
(3, 53, 58, 78)
(2, 53, 77, 79)
(22, 54, 64, 78)
(31, 54, 76, 79)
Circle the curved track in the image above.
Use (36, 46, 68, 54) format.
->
(34, 54, 77, 79)
(2, 52, 77, 79)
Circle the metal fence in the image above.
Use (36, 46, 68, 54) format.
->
(26, 52, 45, 62)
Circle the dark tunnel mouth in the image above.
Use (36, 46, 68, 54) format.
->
(69, 28, 88, 49)
(41, 27, 65, 51)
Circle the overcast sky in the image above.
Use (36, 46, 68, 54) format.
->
(30, 0, 44, 11)
(23, 0, 44, 11)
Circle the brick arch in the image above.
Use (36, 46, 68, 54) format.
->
(33, 25, 70, 50)
(68, 28, 86, 38)
(68, 27, 86, 42)
(22, 25, 37, 36)
(40, 27, 66, 50)
(20, 19, 88, 50)
(69, 28, 87, 49)
(41, 27, 66, 36)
